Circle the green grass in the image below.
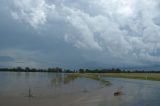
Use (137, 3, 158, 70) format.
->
(105, 73, 160, 81)
(76, 73, 160, 81)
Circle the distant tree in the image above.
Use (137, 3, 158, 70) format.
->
(79, 69, 85, 73)
(64, 69, 72, 73)
(25, 67, 30, 72)
(116, 68, 121, 73)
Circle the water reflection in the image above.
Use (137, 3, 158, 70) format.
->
(51, 73, 63, 88)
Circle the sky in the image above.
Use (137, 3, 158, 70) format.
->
(0, 0, 160, 70)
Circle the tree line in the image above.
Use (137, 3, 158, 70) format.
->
(0, 67, 160, 73)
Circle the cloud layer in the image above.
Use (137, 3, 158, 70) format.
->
(1, 0, 160, 69)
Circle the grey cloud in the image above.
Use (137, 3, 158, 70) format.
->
(153, 17, 160, 26)
(0, 0, 160, 69)
(0, 56, 15, 62)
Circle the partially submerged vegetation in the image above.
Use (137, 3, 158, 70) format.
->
(50, 73, 111, 88)
(28, 88, 34, 98)
(63, 73, 111, 86)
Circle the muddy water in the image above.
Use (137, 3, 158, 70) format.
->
(0, 72, 159, 106)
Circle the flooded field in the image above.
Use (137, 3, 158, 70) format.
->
(0, 72, 160, 106)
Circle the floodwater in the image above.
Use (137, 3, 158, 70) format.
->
(0, 72, 159, 106)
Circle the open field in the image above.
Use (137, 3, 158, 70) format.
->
(70, 73, 160, 81)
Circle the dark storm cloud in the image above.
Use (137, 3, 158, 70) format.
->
(0, 0, 160, 69)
